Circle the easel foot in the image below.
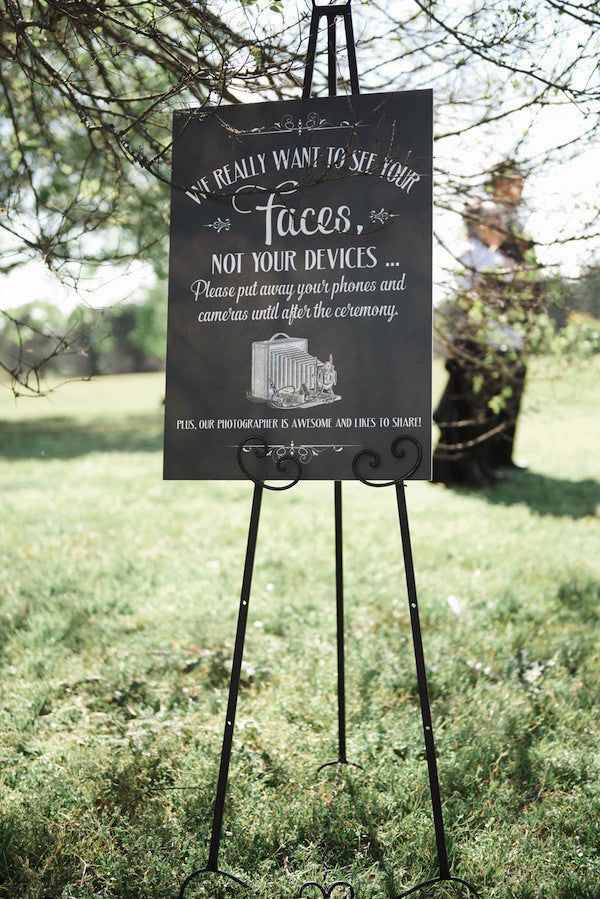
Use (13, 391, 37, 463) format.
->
(178, 866, 250, 898)
(396, 874, 481, 898)
(316, 759, 363, 775)
(300, 879, 355, 898)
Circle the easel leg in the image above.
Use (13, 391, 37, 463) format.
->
(179, 484, 263, 897)
(335, 480, 347, 764)
(318, 481, 362, 773)
(395, 481, 450, 880)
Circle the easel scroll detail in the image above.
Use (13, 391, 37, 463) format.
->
(237, 434, 303, 489)
(352, 434, 423, 486)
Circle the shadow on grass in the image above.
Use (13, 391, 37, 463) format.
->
(0, 414, 163, 459)
(481, 469, 600, 519)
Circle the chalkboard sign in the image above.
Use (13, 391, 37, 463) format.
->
(164, 90, 433, 481)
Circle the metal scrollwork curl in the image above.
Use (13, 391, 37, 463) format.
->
(396, 875, 481, 898)
(300, 880, 355, 899)
(352, 435, 423, 487)
(237, 435, 302, 490)
(178, 866, 249, 899)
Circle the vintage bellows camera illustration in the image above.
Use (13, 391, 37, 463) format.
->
(248, 333, 341, 409)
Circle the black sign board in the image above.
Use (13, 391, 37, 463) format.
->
(164, 90, 432, 481)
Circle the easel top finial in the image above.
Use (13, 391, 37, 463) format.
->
(312, 1, 352, 13)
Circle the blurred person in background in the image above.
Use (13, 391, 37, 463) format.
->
(433, 161, 539, 487)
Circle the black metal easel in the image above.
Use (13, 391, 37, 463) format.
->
(178, 4, 480, 897)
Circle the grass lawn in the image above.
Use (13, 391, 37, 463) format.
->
(0, 359, 599, 898)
